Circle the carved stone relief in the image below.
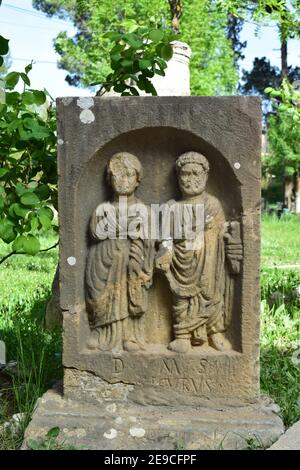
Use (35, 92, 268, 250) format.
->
(85, 151, 243, 354)
(85, 152, 155, 352)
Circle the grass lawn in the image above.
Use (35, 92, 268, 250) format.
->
(0, 215, 299, 448)
(0, 231, 61, 449)
(260, 214, 300, 428)
(262, 213, 300, 266)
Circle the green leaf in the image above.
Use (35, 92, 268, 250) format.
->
(264, 87, 274, 94)
(149, 29, 164, 43)
(20, 73, 30, 86)
(142, 69, 154, 78)
(22, 235, 40, 255)
(113, 83, 127, 93)
(12, 235, 27, 252)
(5, 72, 20, 89)
(38, 206, 54, 220)
(121, 19, 139, 33)
(8, 203, 19, 219)
(15, 183, 27, 196)
(20, 192, 40, 206)
(0, 36, 9, 56)
(0, 218, 16, 243)
(124, 34, 143, 49)
(13, 203, 29, 218)
(128, 86, 139, 96)
(160, 44, 173, 61)
(137, 76, 157, 95)
(30, 216, 39, 231)
(25, 63, 33, 74)
(110, 52, 122, 63)
(0, 195, 4, 211)
(154, 68, 165, 77)
(22, 91, 35, 105)
(0, 168, 9, 178)
(110, 44, 124, 55)
(139, 59, 152, 70)
(155, 57, 168, 70)
(38, 213, 52, 230)
(6, 92, 20, 105)
(33, 90, 46, 106)
(121, 59, 134, 69)
(46, 427, 60, 439)
(35, 185, 50, 200)
(103, 32, 122, 41)
(20, 119, 50, 140)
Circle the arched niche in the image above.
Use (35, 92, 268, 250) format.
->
(76, 126, 242, 349)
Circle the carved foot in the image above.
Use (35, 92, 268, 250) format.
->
(86, 329, 100, 350)
(168, 338, 191, 354)
(123, 340, 145, 352)
(208, 333, 232, 352)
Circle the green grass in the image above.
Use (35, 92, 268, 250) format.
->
(260, 214, 300, 428)
(0, 215, 299, 449)
(0, 231, 61, 449)
(262, 213, 300, 266)
(260, 299, 300, 427)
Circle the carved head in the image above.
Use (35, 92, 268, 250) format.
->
(107, 152, 143, 196)
(176, 152, 209, 197)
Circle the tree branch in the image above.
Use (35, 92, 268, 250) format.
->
(0, 241, 59, 265)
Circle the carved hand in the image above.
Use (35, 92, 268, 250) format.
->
(224, 221, 243, 274)
(155, 246, 173, 273)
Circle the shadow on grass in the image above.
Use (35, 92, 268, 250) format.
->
(261, 344, 300, 428)
(0, 294, 62, 448)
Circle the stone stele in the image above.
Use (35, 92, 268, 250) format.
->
(23, 96, 284, 450)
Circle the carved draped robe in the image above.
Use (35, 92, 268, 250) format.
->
(164, 192, 227, 344)
(85, 199, 154, 350)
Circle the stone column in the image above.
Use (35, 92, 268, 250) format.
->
(152, 41, 191, 96)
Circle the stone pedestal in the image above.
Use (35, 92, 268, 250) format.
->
(24, 96, 284, 449)
(23, 381, 283, 450)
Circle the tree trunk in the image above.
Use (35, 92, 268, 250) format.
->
(284, 175, 294, 210)
(281, 37, 288, 80)
(295, 172, 300, 214)
(168, 0, 183, 34)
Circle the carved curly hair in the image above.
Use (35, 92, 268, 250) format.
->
(176, 151, 209, 173)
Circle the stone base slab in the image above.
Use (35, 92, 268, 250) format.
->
(23, 387, 284, 450)
(269, 420, 300, 450)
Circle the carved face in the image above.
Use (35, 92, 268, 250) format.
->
(110, 164, 139, 196)
(178, 163, 208, 197)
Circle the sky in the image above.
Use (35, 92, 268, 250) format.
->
(0, 0, 299, 98)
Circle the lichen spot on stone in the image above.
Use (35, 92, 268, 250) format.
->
(106, 403, 117, 413)
(67, 256, 76, 266)
(62, 97, 73, 106)
(115, 416, 123, 424)
(77, 97, 94, 110)
(80, 109, 95, 124)
(129, 427, 146, 438)
(104, 428, 118, 439)
(234, 162, 241, 170)
(129, 416, 137, 423)
(57, 139, 64, 146)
